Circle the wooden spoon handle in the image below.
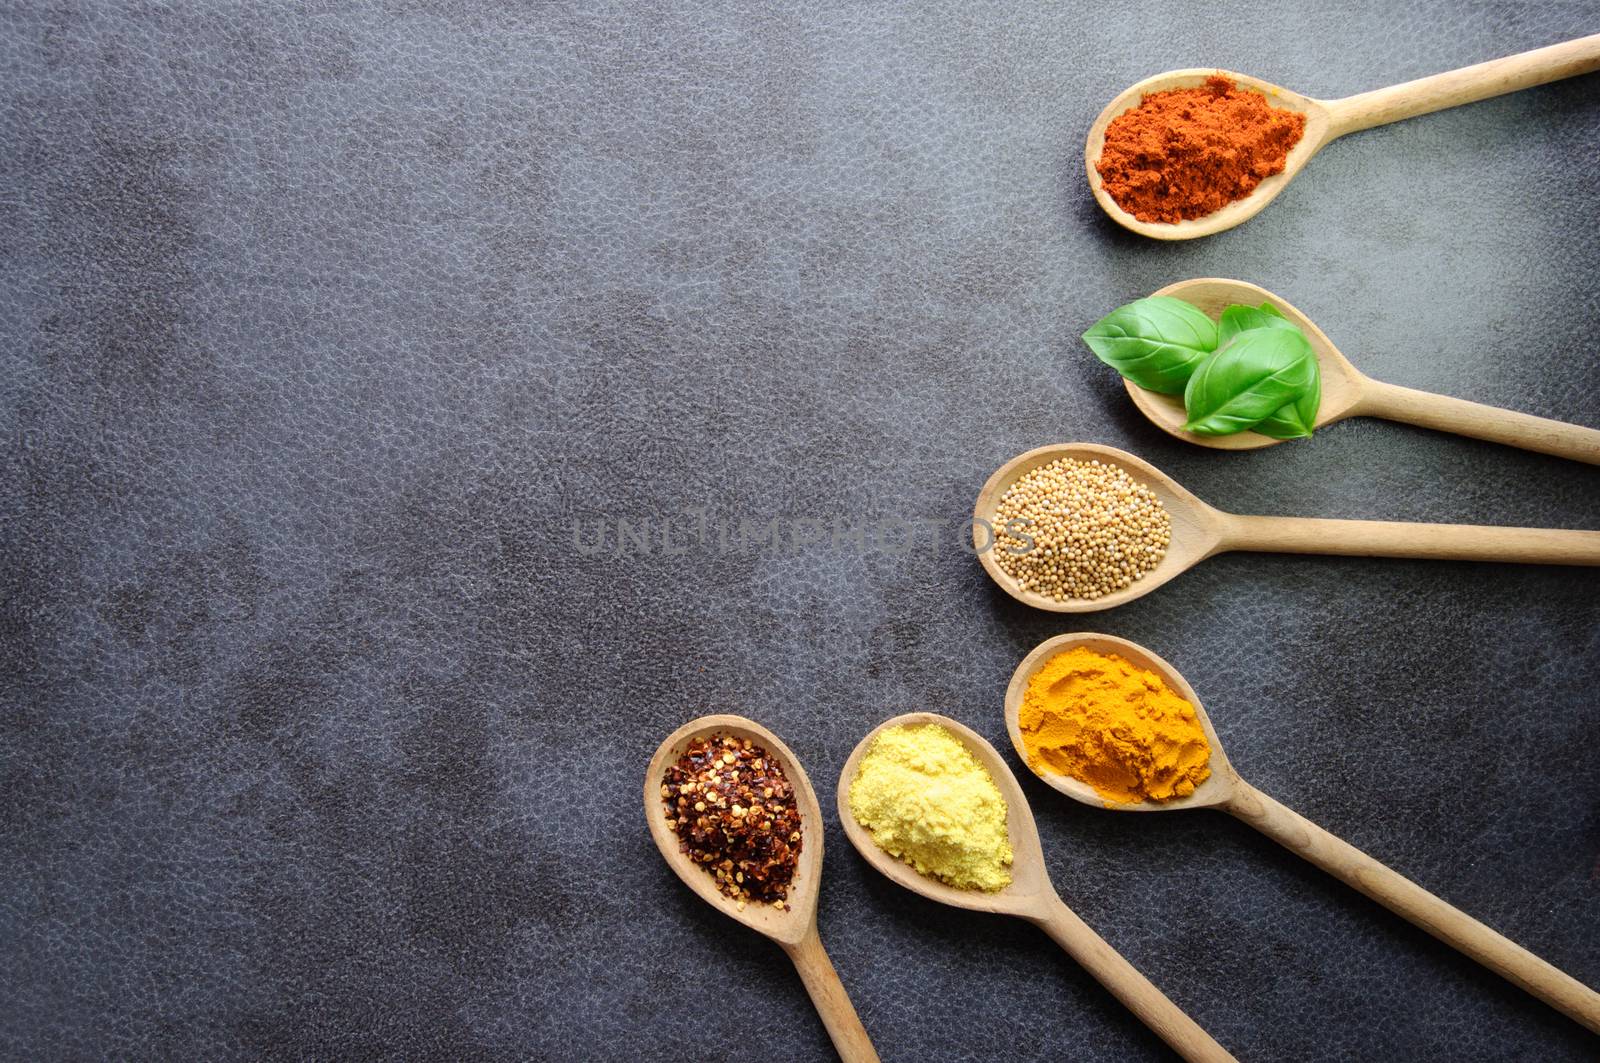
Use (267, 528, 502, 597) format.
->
(782, 932, 880, 1063)
(1355, 379, 1600, 464)
(1031, 898, 1237, 1062)
(1223, 514, 1600, 566)
(1225, 783, 1600, 1032)
(1325, 33, 1600, 137)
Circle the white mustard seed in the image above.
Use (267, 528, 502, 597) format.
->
(992, 457, 1171, 602)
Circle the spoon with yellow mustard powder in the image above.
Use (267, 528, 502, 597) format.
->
(1005, 633, 1600, 1035)
(837, 713, 1237, 1063)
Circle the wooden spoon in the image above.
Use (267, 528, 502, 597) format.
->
(973, 442, 1600, 613)
(1086, 34, 1600, 239)
(1003, 633, 1600, 1033)
(836, 712, 1237, 1063)
(1123, 278, 1600, 463)
(645, 715, 879, 1063)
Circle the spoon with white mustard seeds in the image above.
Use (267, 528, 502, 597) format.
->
(1124, 278, 1600, 462)
(837, 712, 1237, 1063)
(973, 442, 1600, 613)
(1086, 34, 1600, 239)
(645, 715, 879, 1063)
(1004, 632, 1600, 1034)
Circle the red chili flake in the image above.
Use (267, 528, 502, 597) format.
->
(662, 734, 802, 908)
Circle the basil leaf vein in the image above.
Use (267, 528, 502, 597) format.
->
(1082, 296, 1218, 395)
(1254, 364, 1321, 438)
(1217, 302, 1297, 348)
(1182, 328, 1317, 436)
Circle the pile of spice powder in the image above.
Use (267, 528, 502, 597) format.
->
(847, 724, 1013, 892)
(1096, 76, 1307, 224)
(1019, 647, 1211, 805)
(992, 457, 1171, 601)
(662, 734, 802, 910)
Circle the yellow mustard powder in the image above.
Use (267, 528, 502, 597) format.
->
(847, 724, 1013, 891)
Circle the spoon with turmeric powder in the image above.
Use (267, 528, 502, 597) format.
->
(1121, 278, 1600, 462)
(1003, 632, 1600, 1035)
(836, 712, 1237, 1063)
(1086, 33, 1600, 240)
(645, 715, 879, 1063)
(973, 442, 1600, 613)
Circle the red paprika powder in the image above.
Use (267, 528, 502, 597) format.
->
(1095, 76, 1307, 224)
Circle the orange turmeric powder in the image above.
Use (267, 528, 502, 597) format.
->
(1018, 647, 1210, 804)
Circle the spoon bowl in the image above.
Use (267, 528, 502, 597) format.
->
(973, 442, 1227, 613)
(1127, 279, 1366, 451)
(835, 712, 1054, 918)
(1001, 633, 1600, 1033)
(645, 714, 824, 944)
(1086, 70, 1332, 241)
(1004, 633, 1239, 810)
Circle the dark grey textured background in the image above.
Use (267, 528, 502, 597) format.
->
(3, 2, 1599, 1059)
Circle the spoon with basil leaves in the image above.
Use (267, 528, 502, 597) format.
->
(974, 442, 1600, 613)
(1088, 278, 1600, 464)
(1085, 35, 1600, 239)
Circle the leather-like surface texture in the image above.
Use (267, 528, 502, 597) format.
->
(3, 2, 1599, 1059)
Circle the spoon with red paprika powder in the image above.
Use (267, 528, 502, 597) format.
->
(1123, 278, 1600, 463)
(1003, 632, 1600, 1035)
(1086, 33, 1600, 239)
(645, 715, 880, 1063)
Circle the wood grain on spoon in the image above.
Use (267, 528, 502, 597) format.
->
(1004, 633, 1600, 1034)
(836, 712, 1236, 1063)
(645, 715, 879, 1063)
(974, 442, 1600, 613)
(1086, 34, 1600, 240)
(1123, 278, 1600, 463)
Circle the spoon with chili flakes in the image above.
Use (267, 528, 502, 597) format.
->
(645, 715, 879, 1063)
(1085, 34, 1600, 240)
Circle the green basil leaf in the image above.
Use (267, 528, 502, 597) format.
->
(1182, 328, 1317, 436)
(1082, 296, 1218, 395)
(1218, 302, 1320, 438)
(1217, 302, 1298, 348)
(1253, 368, 1321, 438)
